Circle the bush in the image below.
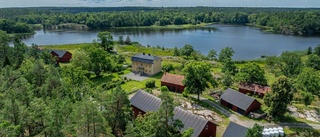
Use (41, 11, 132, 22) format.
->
(160, 86, 169, 92)
(145, 88, 152, 93)
(145, 80, 155, 88)
(183, 88, 190, 98)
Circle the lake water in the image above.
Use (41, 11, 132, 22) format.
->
(20, 25, 320, 60)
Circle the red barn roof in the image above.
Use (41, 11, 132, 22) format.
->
(239, 82, 271, 94)
(161, 73, 185, 86)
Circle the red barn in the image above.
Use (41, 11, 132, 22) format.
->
(161, 73, 185, 93)
(238, 82, 271, 98)
(130, 90, 218, 137)
(51, 50, 72, 63)
(220, 88, 261, 115)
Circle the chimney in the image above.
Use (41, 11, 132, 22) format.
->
(143, 53, 145, 55)
(148, 54, 151, 56)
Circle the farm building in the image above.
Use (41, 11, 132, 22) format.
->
(220, 88, 261, 115)
(131, 53, 161, 76)
(130, 90, 218, 137)
(161, 73, 185, 93)
(222, 122, 248, 137)
(238, 82, 271, 98)
(51, 50, 72, 63)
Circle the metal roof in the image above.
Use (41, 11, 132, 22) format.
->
(220, 88, 256, 111)
(130, 90, 218, 137)
(174, 107, 211, 137)
(130, 90, 161, 112)
(222, 122, 248, 137)
(51, 50, 67, 58)
(131, 53, 161, 64)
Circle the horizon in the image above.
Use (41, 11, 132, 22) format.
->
(1, 0, 320, 8)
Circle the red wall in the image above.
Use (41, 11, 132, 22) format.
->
(51, 51, 72, 63)
(198, 122, 217, 137)
(245, 100, 261, 115)
(161, 82, 185, 93)
(131, 105, 146, 118)
(59, 52, 72, 62)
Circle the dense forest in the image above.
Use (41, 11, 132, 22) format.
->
(0, 7, 320, 35)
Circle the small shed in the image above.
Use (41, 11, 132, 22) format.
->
(130, 90, 218, 137)
(220, 88, 261, 115)
(161, 73, 185, 93)
(222, 122, 248, 137)
(51, 50, 72, 63)
(239, 82, 271, 98)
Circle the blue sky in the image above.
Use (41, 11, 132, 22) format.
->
(0, 0, 320, 8)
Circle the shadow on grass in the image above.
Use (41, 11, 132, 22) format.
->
(150, 71, 164, 79)
(90, 74, 115, 86)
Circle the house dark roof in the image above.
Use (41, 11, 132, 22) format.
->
(131, 53, 161, 64)
(130, 90, 161, 112)
(220, 88, 257, 111)
(130, 90, 218, 137)
(222, 122, 248, 137)
(51, 50, 67, 58)
(161, 73, 185, 86)
(239, 82, 271, 94)
(174, 107, 216, 137)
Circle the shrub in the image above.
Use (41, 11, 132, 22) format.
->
(183, 88, 190, 98)
(145, 80, 155, 88)
(145, 88, 152, 93)
(160, 86, 169, 92)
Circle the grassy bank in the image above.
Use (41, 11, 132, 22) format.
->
(115, 23, 212, 30)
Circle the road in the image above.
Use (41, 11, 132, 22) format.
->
(191, 95, 320, 129)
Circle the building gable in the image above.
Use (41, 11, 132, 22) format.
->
(220, 88, 257, 111)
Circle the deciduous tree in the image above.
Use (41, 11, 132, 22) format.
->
(97, 31, 114, 52)
(236, 62, 267, 85)
(280, 51, 302, 77)
(218, 47, 234, 62)
(296, 67, 320, 97)
(207, 49, 217, 60)
(264, 76, 294, 118)
(180, 44, 194, 58)
(183, 61, 217, 100)
(245, 123, 263, 137)
(306, 54, 320, 70)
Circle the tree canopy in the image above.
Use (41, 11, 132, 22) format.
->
(180, 44, 194, 58)
(236, 62, 267, 85)
(264, 76, 295, 119)
(183, 61, 217, 100)
(218, 47, 234, 63)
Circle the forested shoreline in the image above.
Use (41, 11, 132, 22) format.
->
(1, 7, 320, 36)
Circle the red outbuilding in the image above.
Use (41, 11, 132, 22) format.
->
(51, 50, 72, 63)
(130, 90, 218, 137)
(161, 73, 185, 93)
(238, 82, 271, 98)
(220, 88, 261, 115)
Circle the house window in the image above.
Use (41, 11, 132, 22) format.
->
(205, 125, 208, 130)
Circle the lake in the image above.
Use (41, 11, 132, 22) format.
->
(19, 25, 320, 60)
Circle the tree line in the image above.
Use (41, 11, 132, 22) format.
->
(1, 7, 320, 35)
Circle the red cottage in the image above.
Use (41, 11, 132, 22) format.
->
(130, 90, 218, 137)
(238, 82, 271, 98)
(51, 50, 72, 63)
(161, 73, 185, 93)
(220, 88, 261, 115)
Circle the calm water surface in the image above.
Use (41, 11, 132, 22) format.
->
(20, 25, 320, 60)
